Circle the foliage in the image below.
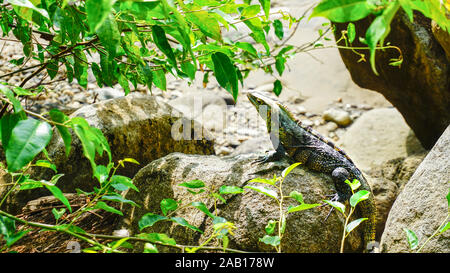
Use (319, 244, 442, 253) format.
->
(0, 0, 301, 100)
(311, 0, 450, 75)
(404, 187, 450, 253)
(0, 0, 448, 253)
(322, 178, 370, 253)
(246, 162, 321, 253)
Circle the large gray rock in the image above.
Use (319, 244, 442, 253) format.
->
(119, 153, 366, 253)
(335, 12, 450, 149)
(380, 125, 450, 253)
(0, 94, 215, 213)
(337, 108, 426, 239)
(338, 108, 425, 172)
(365, 153, 427, 239)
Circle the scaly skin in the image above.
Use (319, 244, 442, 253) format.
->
(247, 91, 377, 248)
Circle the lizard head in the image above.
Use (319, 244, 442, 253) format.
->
(247, 91, 295, 122)
(247, 92, 277, 123)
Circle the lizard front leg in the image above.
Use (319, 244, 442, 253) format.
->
(322, 167, 352, 221)
(331, 167, 352, 201)
(254, 143, 287, 164)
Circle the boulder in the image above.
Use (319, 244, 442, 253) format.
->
(0, 94, 215, 213)
(338, 108, 425, 172)
(323, 108, 352, 127)
(334, 11, 450, 149)
(365, 152, 426, 240)
(119, 153, 366, 253)
(380, 125, 450, 253)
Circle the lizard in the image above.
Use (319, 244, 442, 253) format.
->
(247, 91, 377, 248)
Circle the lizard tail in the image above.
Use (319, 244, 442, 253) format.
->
(359, 198, 377, 249)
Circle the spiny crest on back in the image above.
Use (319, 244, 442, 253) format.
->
(297, 120, 354, 164)
(248, 91, 354, 164)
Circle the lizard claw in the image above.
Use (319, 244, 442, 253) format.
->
(320, 193, 340, 222)
(251, 154, 269, 165)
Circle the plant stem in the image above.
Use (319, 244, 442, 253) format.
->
(416, 212, 449, 253)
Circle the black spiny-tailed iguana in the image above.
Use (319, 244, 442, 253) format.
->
(247, 91, 377, 248)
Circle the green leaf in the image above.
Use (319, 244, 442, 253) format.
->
(52, 208, 66, 221)
(346, 218, 367, 233)
(49, 109, 71, 156)
(259, 235, 280, 247)
(275, 55, 286, 76)
(345, 179, 361, 191)
(9, 0, 50, 22)
(347, 22, 356, 43)
(96, 15, 121, 57)
(171, 217, 203, 233)
(439, 222, 450, 233)
(152, 69, 166, 91)
(35, 160, 57, 173)
(160, 198, 178, 216)
(349, 190, 370, 207)
(101, 194, 138, 207)
(143, 243, 159, 253)
(282, 162, 301, 178)
(86, 0, 114, 33)
(244, 185, 278, 200)
(6, 118, 52, 172)
(110, 175, 139, 192)
(91, 62, 103, 87)
(46, 61, 59, 80)
(399, 0, 450, 32)
(57, 224, 87, 235)
(152, 25, 177, 68)
(186, 11, 222, 41)
(139, 213, 168, 230)
(137, 232, 177, 246)
(235, 41, 258, 57)
(118, 74, 131, 96)
(139, 63, 153, 91)
(71, 117, 111, 169)
(122, 158, 140, 165)
(190, 202, 215, 218)
(403, 228, 419, 250)
(289, 191, 304, 204)
(323, 200, 346, 215)
(0, 113, 22, 147)
(219, 185, 244, 194)
(179, 179, 205, 189)
(73, 49, 88, 88)
(211, 52, 239, 101)
(45, 184, 72, 213)
(273, 19, 284, 40)
(244, 17, 270, 53)
(0, 85, 24, 115)
(180, 61, 196, 81)
(109, 237, 130, 251)
(241, 5, 261, 18)
(0, 216, 29, 247)
(365, 1, 400, 75)
(265, 220, 276, 235)
(94, 165, 109, 185)
(18, 178, 43, 190)
(273, 80, 282, 96)
(94, 201, 123, 216)
(287, 203, 321, 213)
(310, 0, 374, 23)
(258, 0, 271, 19)
(71, 118, 96, 168)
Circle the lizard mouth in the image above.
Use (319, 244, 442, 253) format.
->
(247, 92, 257, 106)
(247, 92, 264, 110)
